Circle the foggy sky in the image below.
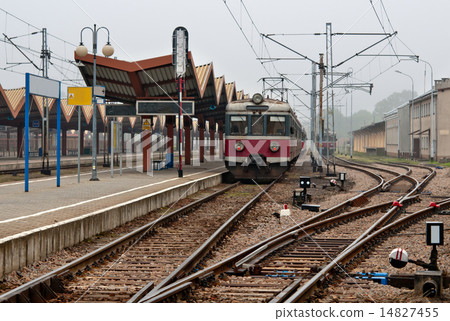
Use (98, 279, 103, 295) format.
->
(1, 0, 449, 124)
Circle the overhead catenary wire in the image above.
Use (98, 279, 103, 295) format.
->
(1, 7, 82, 91)
(222, 0, 274, 78)
(369, 0, 399, 61)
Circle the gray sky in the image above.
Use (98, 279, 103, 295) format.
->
(1, 0, 449, 124)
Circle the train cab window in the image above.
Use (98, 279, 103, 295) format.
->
(229, 115, 248, 135)
(267, 116, 286, 136)
(250, 115, 264, 135)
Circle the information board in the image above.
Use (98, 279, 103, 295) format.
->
(136, 100, 194, 116)
(67, 87, 92, 106)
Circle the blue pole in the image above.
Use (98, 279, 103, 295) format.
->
(57, 82, 61, 187)
(25, 73, 30, 192)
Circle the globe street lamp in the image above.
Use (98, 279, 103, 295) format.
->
(76, 25, 114, 181)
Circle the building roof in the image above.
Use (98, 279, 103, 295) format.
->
(0, 52, 245, 131)
(75, 51, 243, 124)
(353, 121, 385, 134)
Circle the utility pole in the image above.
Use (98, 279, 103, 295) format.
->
(327, 22, 336, 175)
(318, 53, 324, 172)
(41, 28, 51, 175)
(345, 95, 348, 156)
(350, 89, 353, 158)
(325, 23, 331, 175)
(310, 62, 317, 146)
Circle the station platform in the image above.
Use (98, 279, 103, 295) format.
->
(0, 160, 227, 279)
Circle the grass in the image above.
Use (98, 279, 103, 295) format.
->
(335, 151, 450, 167)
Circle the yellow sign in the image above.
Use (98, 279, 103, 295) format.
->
(142, 118, 151, 130)
(67, 87, 92, 106)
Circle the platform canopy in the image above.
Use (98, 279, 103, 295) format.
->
(0, 84, 137, 132)
(75, 51, 245, 125)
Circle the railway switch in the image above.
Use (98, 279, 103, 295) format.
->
(429, 202, 440, 208)
(389, 248, 408, 268)
(389, 222, 444, 297)
(414, 271, 443, 298)
(392, 200, 403, 207)
(293, 188, 311, 206)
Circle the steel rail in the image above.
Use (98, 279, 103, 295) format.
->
(284, 198, 450, 303)
(0, 182, 240, 303)
(0, 162, 95, 176)
(238, 163, 423, 276)
(142, 160, 426, 302)
(235, 200, 405, 269)
(138, 176, 282, 301)
(334, 156, 410, 177)
(140, 164, 396, 302)
(334, 158, 417, 192)
(142, 196, 419, 303)
(331, 159, 435, 250)
(280, 161, 437, 303)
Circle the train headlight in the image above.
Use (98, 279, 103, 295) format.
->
(270, 141, 280, 152)
(235, 141, 245, 152)
(252, 93, 264, 104)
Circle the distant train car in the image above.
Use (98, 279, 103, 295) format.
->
(224, 93, 305, 181)
(316, 133, 336, 156)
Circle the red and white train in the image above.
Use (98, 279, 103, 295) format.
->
(224, 93, 305, 181)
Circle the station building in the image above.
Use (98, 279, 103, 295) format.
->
(384, 78, 450, 162)
(351, 77, 450, 162)
(352, 121, 385, 156)
(0, 52, 245, 165)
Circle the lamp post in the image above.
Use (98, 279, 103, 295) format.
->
(395, 70, 415, 159)
(76, 24, 114, 181)
(420, 59, 435, 162)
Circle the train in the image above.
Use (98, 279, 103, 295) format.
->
(315, 132, 336, 156)
(224, 93, 305, 182)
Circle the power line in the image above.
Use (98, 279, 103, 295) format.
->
(222, 1, 268, 73)
(1, 7, 80, 86)
(369, 0, 399, 61)
(0, 7, 40, 31)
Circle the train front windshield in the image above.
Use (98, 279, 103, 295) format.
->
(250, 115, 264, 135)
(267, 116, 286, 136)
(230, 115, 248, 135)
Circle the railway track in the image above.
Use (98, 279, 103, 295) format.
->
(0, 178, 279, 303)
(139, 160, 440, 303)
(0, 161, 98, 176)
(0, 156, 368, 302)
(1, 158, 443, 303)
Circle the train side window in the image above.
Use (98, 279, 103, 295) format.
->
(267, 116, 286, 136)
(250, 115, 264, 135)
(230, 115, 248, 135)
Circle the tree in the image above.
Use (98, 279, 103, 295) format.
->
(372, 90, 415, 122)
(334, 90, 414, 140)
